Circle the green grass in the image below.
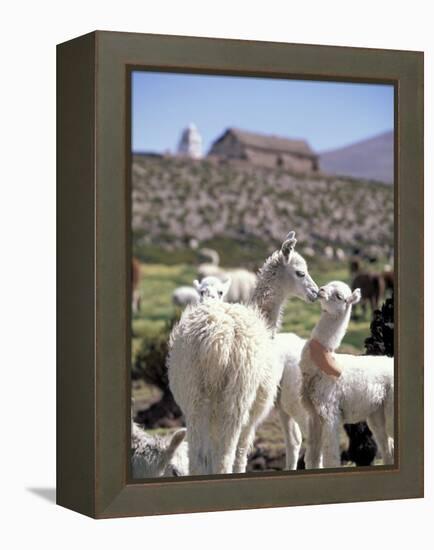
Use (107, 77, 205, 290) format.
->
(132, 261, 372, 358)
(134, 263, 196, 324)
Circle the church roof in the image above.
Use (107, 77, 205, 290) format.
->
(218, 128, 317, 158)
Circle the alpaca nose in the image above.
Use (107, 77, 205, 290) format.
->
(318, 287, 326, 297)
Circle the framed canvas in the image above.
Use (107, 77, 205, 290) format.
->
(57, 31, 424, 519)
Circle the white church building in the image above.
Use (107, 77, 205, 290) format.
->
(177, 123, 203, 159)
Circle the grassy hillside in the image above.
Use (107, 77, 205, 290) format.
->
(132, 154, 394, 265)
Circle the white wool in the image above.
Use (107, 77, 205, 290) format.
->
(224, 269, 257, 304)
(168, 301, 281, 474)
(131, 423, 189, 478)
(274, 333, 309, 469)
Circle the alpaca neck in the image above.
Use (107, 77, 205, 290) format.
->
(250, 252, 288, 334)
(311, 306, 352, 351)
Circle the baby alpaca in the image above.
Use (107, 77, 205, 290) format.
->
(301, 281, 394, 469)
(131, 422, 188, 478)
(193, 276, 231, 302)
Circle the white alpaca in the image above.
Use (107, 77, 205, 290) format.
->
(197, 247, 222, 279)
(300, 281, 394, 469)
(225, 269, 257, 304)
(196, 248, 256, 304)
(172, 277, 231, 309)
(172, 286, 200, 308)
(168, 232, 318, 475)
(197, 265, 257, 304)
(198, 247, 220, 266)
(335, 247, 346, 261)
(274, 332, 309, 470)
(324, 245, 334, 260)
(197, 263, 222, 279)
(131, 422, 189, 478)
(193, 276, 231, 302)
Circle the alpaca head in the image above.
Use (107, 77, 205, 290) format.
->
(132, 426, 188, 477)
(317, 281, 361, 316)
(278, 231, 319, 303)
(193, 276, 231, 302)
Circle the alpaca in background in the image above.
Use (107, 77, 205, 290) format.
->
(194, 276, 232, 302)
(351, 271, 385, 317)
(196, 248, 257, 304)
(172, 276, 231, 309)
(132, 257, 142, 313)
(172, 286, 200, 308)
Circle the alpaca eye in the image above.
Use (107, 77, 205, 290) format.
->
(218, 291, 223, 297)
(336, 293, 344, 301)
(296, 271, 305, 278)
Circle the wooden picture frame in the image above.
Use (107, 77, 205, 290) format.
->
(57, 31, 424, 518)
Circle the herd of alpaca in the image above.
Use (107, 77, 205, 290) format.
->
(132, 232, 394, 477)
(172, 276, 232, 308)
(191, 247, 257, 305)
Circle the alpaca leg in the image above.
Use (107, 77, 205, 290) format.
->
(305, 413, 323, 469)
(278, 408, 302, 470)
(211, 419, 243, 474)
(367, 407, 394, 465)
(232, 421, 257, 474)
(233, 405, 266, 473)
(187, 429, 208, 475)
(322, 418, 342, 468)
(186, 409, 212, 475)
(233, 393, 275, 473)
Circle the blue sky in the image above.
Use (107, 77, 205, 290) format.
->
(132, 71, 394, 154)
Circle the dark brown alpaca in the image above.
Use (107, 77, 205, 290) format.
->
(351, 271, 385, 317)
(381, 268, 394, 294)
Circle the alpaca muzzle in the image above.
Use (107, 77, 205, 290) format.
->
(307, 286, 319, 302)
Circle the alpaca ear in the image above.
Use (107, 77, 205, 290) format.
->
(348, 288, 361, 305)
(166, 429, 186, 457)
(222, 277, 232, 295)
(193, 279, 200, 291)
(281, 234, 297, 262)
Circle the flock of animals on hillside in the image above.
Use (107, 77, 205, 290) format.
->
(131, 233, 395, 478)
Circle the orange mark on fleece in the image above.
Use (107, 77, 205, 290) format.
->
(309, 339, 342, 378)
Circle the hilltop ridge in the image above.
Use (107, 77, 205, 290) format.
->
(132, 155, 393, 262)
